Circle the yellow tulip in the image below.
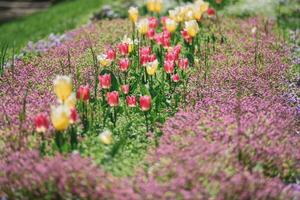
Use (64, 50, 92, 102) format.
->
(200, 2, 209, 13)
(166, 18, 178, 33)
(97, 54, 111, 67)
(128, 7, 138, 23)
(99, 130, 113, 145)
(53, 75, 72, 102)
(194, 8, 203, 21)
(154, 0, 163, 13)
(146, 60, 158, 76)
(137, 19, 149, 35)
(185, 20, 200, 37)
(51, 104, 70, 131)
(185, 10, 194, 21)
(146, 0, 155, 12)
(65, 93, 76, 108)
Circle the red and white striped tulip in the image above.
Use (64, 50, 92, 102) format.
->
(164, 60, 175, 74)
(121, 84, 130, 95)
(98, 74, 111, 89)
(119, 58, 130, 72)
(126, 96, 137, 107)
(34, 113, 49, 133)
(107, 91, 119, 107)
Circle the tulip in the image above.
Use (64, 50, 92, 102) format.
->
(148, 54, 157, 62)
(122, 35, 135, 53)
(137, 18, 149, 35)
(178, 58, 189, 70)
(126, 96, 137, 107)
(146, 0, 162, 13)
(200, 2, 209, 13)
(106, 48, 116, 60)
(184, 10, 194, 21)
(97, 54, 112, 67)
(194, 8, 203, 21)
(148, 17, 158, 29)
(117, 43, 129, 55)
(128, 7, 139, 23)
(107, 91, 119, 107)
(165, 18, 177, 33)
(161, 16, 168, 26)
(164, 60, 174, 74)
(165, 51, 176, 62)
(140, 46, 152, 55)
(65, 93, 76, 109)
(53, 75, 72, 102)
(69, 107, 79, 124)
(121, 84, 130, 95)
(172, 74, 180, 82)
(185, 20, 200, 37)
(207, 8, 216, 16)
(119, 58, 130, 72)
(77, 85, 90, 101)
(98, 74, 111, 89)
(181, 29, 193, 43)
(34, 113, 49, 133)
(140, 54, 149, 65)
(147, 28, 155, 40)
(140, 95, 151, 111)
(173, 44, 181, 57)
(99, 129, 113, 145)
(51, 104, 70, 131)
(146, 60, 158, 76)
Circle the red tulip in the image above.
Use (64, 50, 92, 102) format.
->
(140, 95, 151, 111)
(173, 45, 181, 59)
(106, 48, 116, 60)
(77, 85, 90, 101)
(148, 54, 157, 62)
(178, 58, 189, 70)
(34, 113, 49, 133)
(207, 8, 216, 16)
(140, 47, 151, 55)
(172, 74, 180, 82)
(165, 51, 176, 62)
(70, 107, 79, 124)
(155, 33, 163, 45)
(119, 58, 130, 72)
(162, 30, 171, 39)
(121, 84, 130, 94)
(162, 37, 170, 48)
(117, 43, 129, 55)
(98, 74, 111, 89)
(107, 91, 119, 107)
(148, 17, 158, 29)
(140, 54, 149, 65)
(181, 29, 193, 43)
(164, 60, 174, 74)
(147, 28, 155, 40)
(126, 96, 136, 107)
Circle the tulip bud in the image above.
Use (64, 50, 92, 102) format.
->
(53, 75, 72, 102)
(34, 113, 49, 133)
(185, 20, 200, 38)
(107, 91, 119, 107)
(178, 58, 189, 70)
(51, 104, 70, 131)
(128, 7, 139, 23)
(98, 74, 111, 89)
(119, 58, 130, 72)
(117, 43, 129, 55)
(140, 95, 151, 111)
(164, 60, 174, 74)
(121, 84, 130, 95)
(126, 96, 137, 107)
(172, 74, 180, 82)
(99, 129, 113, 145)
(77, 85, 90, 101)
(69, 107, 79, 124)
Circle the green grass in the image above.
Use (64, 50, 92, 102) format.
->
(0, 0, 109, 55)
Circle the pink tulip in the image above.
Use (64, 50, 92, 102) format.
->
(98, 74, 111, 89)
(140, 95, 151, 111)
(147, 28, 155, 40)
(178, 58, 189, 70)
(121, 84, 130, 94)
(148, 17, 158, 29)
(172, 74, 180, 82)
(34, 113, 49, 133)
(77, 85, 90, 101)
(70, 108, 79, 124)
(207, 8, 216, 16)
(140, 47, 151, 55)
(119, 58, 130, 72)
(164, 60, 174, 74)
(126, 96, 137, 107)
(107, 91, 119, 107)
(106, 48, 116, 60)
(117, 43, 129, 55)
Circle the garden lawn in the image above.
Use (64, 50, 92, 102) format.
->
(0, 0, 110, 55)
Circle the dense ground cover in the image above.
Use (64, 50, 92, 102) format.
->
(0, 0, 299, 199)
